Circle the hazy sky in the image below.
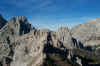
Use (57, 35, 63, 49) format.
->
(0, 0, 100, 30)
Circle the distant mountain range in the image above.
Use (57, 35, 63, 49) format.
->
(0, 15, 100, 66)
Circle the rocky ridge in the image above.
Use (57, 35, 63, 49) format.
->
(0, 15, 100, 66)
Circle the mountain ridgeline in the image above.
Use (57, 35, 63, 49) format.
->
(0, 15, 100, 66)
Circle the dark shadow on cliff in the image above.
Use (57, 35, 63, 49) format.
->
(43, 44, 67, 57)
(72, 37, 93, 51)
(44, 32, 68, 58)
(72, 37, 84, 49)
(41, 32, 80, 66)
(0, 36, 14, 66)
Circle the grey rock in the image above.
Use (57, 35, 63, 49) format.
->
(2, 15, 100, 66)
(10, 27, 74, 66)
(71, 19, 100, 47)
(11, 29, 48, 66)
(0, 16, 35, 45)
(8, 16, 35, 36)
(95, 47, 100, 55)
(76, 57, 82, 66)
(50, 27, 73, 60)
(51, 27, 73, 50)
(56, 27, 73, 49)
(0, 16, 35, 65)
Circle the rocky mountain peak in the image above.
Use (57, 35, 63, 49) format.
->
(16, 16, 27, 22)
(8, 16, 28, 24)
(8, 16, 35, 36)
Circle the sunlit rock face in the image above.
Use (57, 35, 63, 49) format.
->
(0, 16, 35, 66)
(50, 27, 73, 60)
(55, 27, 73, 49)
(49, 27, 73, 49)
(11, 30, 48, 66)
(71, 19, 100, 47)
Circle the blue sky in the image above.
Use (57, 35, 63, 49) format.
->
(0, 0, 100, 30)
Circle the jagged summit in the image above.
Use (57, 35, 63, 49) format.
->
(9, 16, 28, 23)
(7, 16, 35, 35)
(16, 16, 27, 22)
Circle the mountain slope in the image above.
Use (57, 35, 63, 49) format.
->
(0, 16, 100, 66)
